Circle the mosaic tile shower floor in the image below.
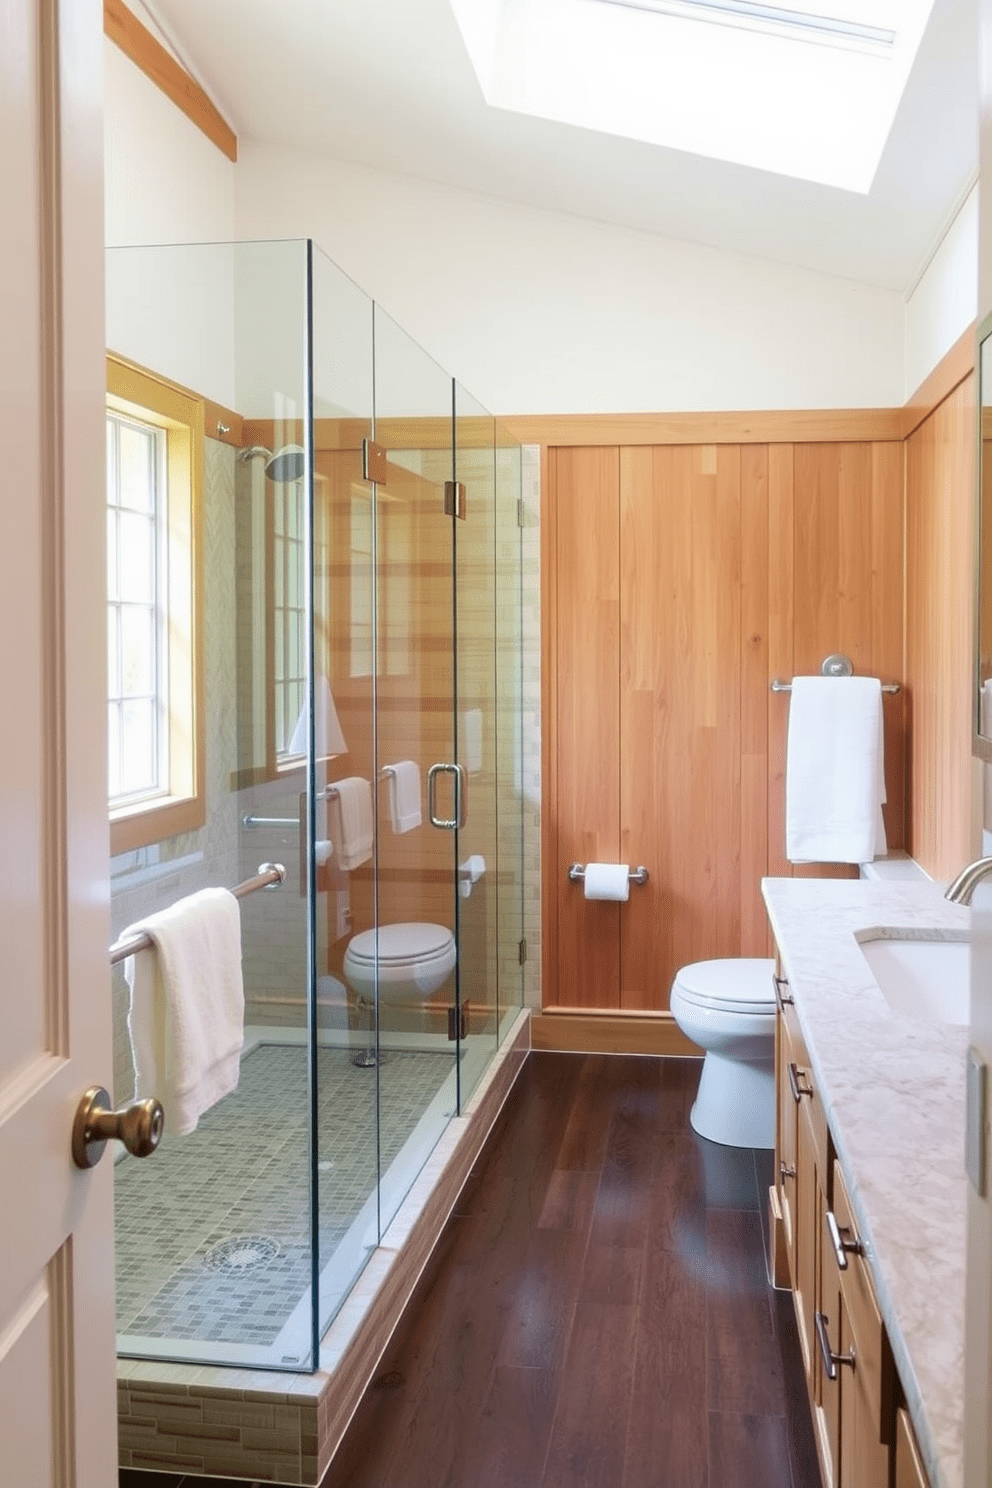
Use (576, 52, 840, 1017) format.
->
(114, 1043, 453, 1350)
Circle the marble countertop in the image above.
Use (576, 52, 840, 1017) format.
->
(762, 877, 970, 1488)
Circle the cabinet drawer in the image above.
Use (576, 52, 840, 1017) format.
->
(895, 1407, 930, 1488)
(828, 1159, 895, 1444)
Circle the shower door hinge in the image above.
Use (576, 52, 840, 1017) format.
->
(518, 938, 528, 966)
(448, 1000, 470, 1041)
(444, 481, 467, 520)
(517, 498, 527, 528)
(362, 437, 389, 484)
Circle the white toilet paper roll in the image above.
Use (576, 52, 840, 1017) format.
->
(583, 863, 630, 902)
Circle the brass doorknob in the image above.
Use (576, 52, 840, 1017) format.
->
(72, 1086, 164, 1169)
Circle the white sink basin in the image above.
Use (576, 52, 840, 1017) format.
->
(857, 934, 970, 1025)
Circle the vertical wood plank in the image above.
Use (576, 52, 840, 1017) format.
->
(619, 448, 662, 1010)
(767, 445, 795, 891)
(905, 377, 975, 877)
(871, 441, 907, 850)
(619, 445, 742, 1009)
(555, 447, 621, 1007)
(740, 445, 769, 955)
(542, 445, 560, 1011)
(790, 444, 862, 881)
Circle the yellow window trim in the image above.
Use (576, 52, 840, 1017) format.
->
(107, 354, 206, 854)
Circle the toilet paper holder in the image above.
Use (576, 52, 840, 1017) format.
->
(568, 863, 649, 885)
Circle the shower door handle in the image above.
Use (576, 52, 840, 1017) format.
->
(428, 763, 466, 830)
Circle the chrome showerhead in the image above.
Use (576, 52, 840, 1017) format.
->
(237, 443, 306, 482)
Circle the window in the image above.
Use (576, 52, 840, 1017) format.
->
(272, 477, 307, 759)
(106, 356, 204, 853)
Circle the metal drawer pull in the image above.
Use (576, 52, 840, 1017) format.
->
(773, 973, 794, 1006)
(779, 1162, 796, 1181)
(815, 1310, 855, 1382)
(787, 1061, 813, 1103)
(826, 1208, 864, 1271)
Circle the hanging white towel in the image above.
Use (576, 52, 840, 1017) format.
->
(386, 760, 422, 834)
(123, 887, 244, 1136)
(331, 776, 374, 868)
(785, 676, 887, 864)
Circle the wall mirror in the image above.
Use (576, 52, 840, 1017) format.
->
(976, 311, 992, 764)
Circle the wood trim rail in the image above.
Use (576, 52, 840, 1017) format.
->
(104, 0, 238, 163)
(501, 407, 906, 448)
(531, 1008, 702, 1057)
(901, 323, 977, 440)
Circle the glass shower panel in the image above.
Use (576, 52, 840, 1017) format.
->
(105, 240, 317, 1370)
(494, 421, 526, 1042)
(453, 384, 499, 1104)
(308, 246, 380, 1337)
(371, 304, 459, 1237)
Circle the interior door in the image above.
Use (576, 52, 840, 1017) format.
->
(0, 1, 117, 1483)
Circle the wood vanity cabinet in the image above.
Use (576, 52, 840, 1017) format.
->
(772, 964, 926, 1488)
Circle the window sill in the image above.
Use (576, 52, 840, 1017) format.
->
(110, 791, 206, 855)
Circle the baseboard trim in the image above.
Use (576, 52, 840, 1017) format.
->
(532, 1007, 701, 1057)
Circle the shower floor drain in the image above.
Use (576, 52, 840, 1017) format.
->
(203, 1236, 280, 1274)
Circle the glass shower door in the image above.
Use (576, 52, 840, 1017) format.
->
(368, 305, 460, 1239)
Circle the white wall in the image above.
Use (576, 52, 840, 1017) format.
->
(233, 142, 906, 417)
(104, 39, 237, 404)
(904, 183, 978, 399)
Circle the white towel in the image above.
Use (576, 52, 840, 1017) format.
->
(123, 887, 244, 1136)
(331, 776, 374, 868)
(386, 761, 422, 834)
(785, 676, 887, 864)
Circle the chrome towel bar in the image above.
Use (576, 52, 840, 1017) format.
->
(108, 863, 286, 966)
(568, 864, 649, 885)
(771, 678, 900, 694)
(770, 651, 900, 693)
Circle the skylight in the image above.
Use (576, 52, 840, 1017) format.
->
(447, 0, 937, 192)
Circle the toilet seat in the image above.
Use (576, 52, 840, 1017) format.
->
(343, 922, 457, 1007)
(672, 958, 775, 1017)
(345, 922, 454, 968)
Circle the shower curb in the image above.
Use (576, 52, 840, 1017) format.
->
(117, 1009, 531, 1484)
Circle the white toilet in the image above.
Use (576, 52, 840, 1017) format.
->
(343, 922, 457, 1008)
(669, 957, 777, 1149)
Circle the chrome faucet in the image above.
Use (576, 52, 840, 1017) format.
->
(945, 856, 992, 905)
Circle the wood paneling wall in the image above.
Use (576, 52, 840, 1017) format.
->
(548, 438, 906, 1012)
(905, 374, 976, 880)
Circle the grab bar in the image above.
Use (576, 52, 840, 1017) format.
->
(242, 782, 347, 829)
(108, 863, 286, 966)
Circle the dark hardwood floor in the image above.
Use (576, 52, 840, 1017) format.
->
(120, 1052, 821, 1488)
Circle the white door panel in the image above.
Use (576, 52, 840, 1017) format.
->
(0, 2, 116, 1485)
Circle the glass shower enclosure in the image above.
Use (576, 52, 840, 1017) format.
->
(105, 239, 525, 1372)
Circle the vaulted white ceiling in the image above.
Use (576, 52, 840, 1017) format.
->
(145, 0, 978, 291)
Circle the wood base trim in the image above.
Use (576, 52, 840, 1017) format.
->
(531, 1007, 701, 1057)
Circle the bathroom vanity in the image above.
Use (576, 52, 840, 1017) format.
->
(763, 877, 970, 1488)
